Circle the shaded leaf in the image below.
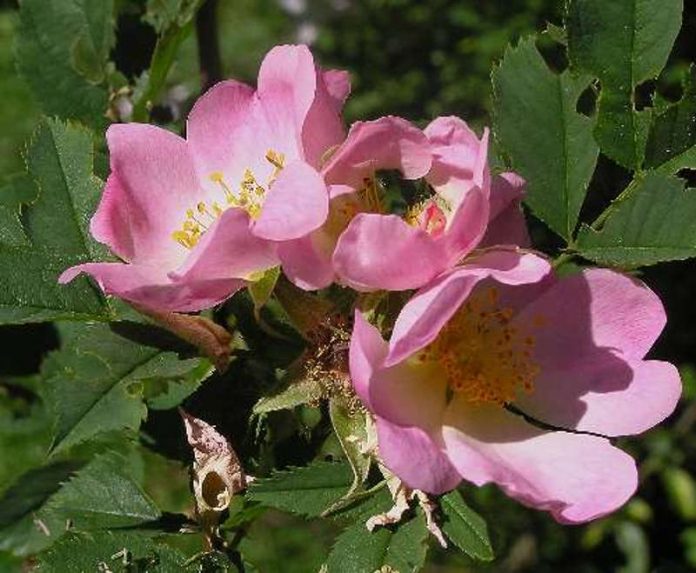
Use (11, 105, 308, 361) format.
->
(0, 461, 82, 556)
(566, 0, 682, 168)
(247, 461, 353, 518)
(42, 321, 209, 454)
(440, 490, 494, 561)
(47, 452, 161, 529)
(325, 513, 428, 573)
(645, 66, 696, 174)
(577, 172, 696, 266)
(16, 0, 115, 125)
(492, 37, 598, 240)
(37, 530, 188, 572)
(0, 119, 111, 324)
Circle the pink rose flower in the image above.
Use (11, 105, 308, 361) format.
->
(60, 45, 348, 311)
(350, 262, 681, 523)
(282, 114, 531, 291)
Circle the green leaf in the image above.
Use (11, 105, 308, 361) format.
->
(0, 175, 35, 248)
(0, 461, 82, 556)
(253, 366, 323, 415)
(249, 266, 281, 316)
(645, 67, 696, 174)
(144, 0, 203, 33)
(577, 172, 696, 266)
(48, 452, 161, 529)
(566, 0, 683, 169)
(247, 461, 353, 518)
(0, 377, 52, 493)
(325, 514, 429, 573)
(16, 0, 115, 126)
(492, 37, 598, 240)
(42, 321, 209, 454)
(440, 490, 494, 561)
(37, 531, 188, 572)
(328, 399, 370, 504)
(0, 119, 112, 324)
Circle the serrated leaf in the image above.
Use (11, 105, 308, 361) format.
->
(16, 0, 115, 126)
(440, 490, 494, 562)
(253, 367, 322, 415)
(566, 0, 683, 168)
(0, 175, 35, 248)
(577, 172, 696, 266)
(247, 461, 353, 518)
(0, 119, 112, 324)
(492, 37, 598, 240)
(325, 513, 428, 573)
(42, 321, 209, 454)
(47, 452, 161, 528)
(645, 67, 696, 174)
(37, 530, 188, 572)
(0, 461, 82, 556)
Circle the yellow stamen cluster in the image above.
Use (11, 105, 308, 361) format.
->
(417, 287, 541, 405)
(358, 175, 384, 214)
(171, 150, 286, 249)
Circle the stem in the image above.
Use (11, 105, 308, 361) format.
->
(196, 0, 223, 91)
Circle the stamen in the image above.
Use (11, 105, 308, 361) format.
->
(418, 287, 541, 406)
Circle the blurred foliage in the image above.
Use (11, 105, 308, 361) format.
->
(1, 0, 696, 571)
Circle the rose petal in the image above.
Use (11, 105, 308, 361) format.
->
(252, 161, 329, 241)
(387, 250, 550, 366)
(171, 208, 279, 282)
(59, 261, 242, 312)
(377, 417, 461, 495)
(323, 117, 432, 194)
(442, 401, 638, 524)
(333, 213, 447, 291)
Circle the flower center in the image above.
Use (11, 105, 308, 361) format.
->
(416, 287, 541, 405)
(171, 150, 285, 249)
(405, 199, 448, 237)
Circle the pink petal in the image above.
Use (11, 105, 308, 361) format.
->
(349, 311, 388, 407)
(377, 417, 461, 494)
(278, 235, 335, 290)
(322, 69, 351, 111)
(302, 68, 347, 169)
(90, 174, 134, 261)
(186, 79, 255, 188)
(93, 123, 199, 267)
(516, 359, 681, 437)
(256, 44, 318, 159)
(252, 161, 329, 241)
(438, 185, 489, 264)
(442, 402, 638, 523)
(59, 262, 242, 312)
(369, 359, 448, 431)
(425, 117, 489, 201)
(333, 214, 447, 291)
(171, 208, 279, 283)
(322, 117, 432, 193)
(387, 250, 551, 367)
(513, 268, 667, 370)
(479, 172, 530, 248)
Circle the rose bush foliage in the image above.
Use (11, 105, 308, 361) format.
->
(1, 0, 694, 571)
